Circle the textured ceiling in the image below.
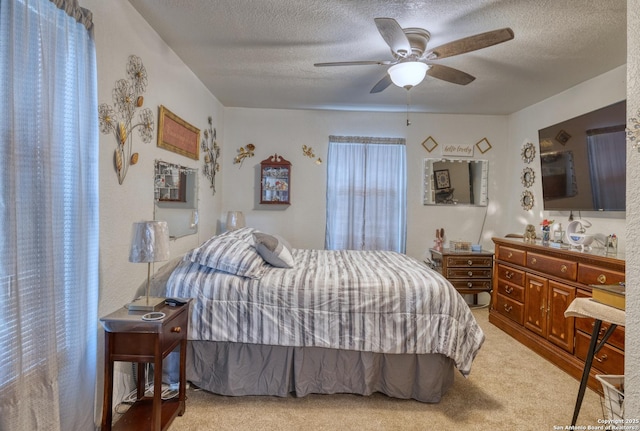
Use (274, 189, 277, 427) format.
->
(128, 0, 626, 115)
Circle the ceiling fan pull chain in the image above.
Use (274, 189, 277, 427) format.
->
(406, 90, 411, 126)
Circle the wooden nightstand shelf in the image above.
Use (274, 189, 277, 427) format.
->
(429, 248, 493, 306)
(100, 302, 190, 431)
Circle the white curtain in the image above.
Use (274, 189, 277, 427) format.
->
(0, 1, 98, 430)
(587, 129, 626, 211)
(325, 136, 407, 252)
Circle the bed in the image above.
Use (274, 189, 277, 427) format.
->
(162, 227, 484, 403)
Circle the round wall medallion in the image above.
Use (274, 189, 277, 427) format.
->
(521, 142, 536, 164)
(521, 190, 534, 210)
(521, 167, 535, 188)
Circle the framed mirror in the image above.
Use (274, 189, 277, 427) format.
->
(154, 160, 198, 239)
(423, 158, 488, 206)
(521, 190, 534, 210)
(521, 167, 535, 188)
(521, 142, 536, 163)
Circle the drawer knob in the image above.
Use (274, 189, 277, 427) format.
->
(503, 304, 512, 313)
(171, 327, 182, 333)
(468, 271, 473, 277)
(467, 282, 473, 288)
(560, 265, 567, 273)
(531, 257, 537, 265)
(467, 260, 473, 266)
(505, 286, 513, 294)
(597, 274, 607, 284)
(505, 271, 513, 279)
(595, 354, 608, 363)
(507, 252, 513, 258)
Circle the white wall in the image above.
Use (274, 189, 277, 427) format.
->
(505, 66, 627, 252)
(624, 0, 640, 418)
(84, 0, 224, 416)
(223, 108, 508, 260)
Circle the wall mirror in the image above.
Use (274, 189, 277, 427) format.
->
(154, 160, 198, 239)
(423, 158, 488, 206)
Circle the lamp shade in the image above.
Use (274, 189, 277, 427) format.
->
(226, 211, 246, 231)
(388, 62, 429, 88)
(129, 221, 170, 263)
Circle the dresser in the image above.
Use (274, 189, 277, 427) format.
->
(490, 238, 625, 392)
(429, 248, 493, 306)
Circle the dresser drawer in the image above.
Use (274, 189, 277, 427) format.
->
(577, 264, 625, 286)
(575, 330, 624, 375)
(496, 264, 525, 287)
(447, 268, 492, 279)
(445, 255, 492, 268)
(526, 252, 577, 281)
(496, 245, 526, 266)
(449, 279, 492, 291)
(495, 279, 525, 303)
(575, 316, 625, 351)
(494, 294, 524, 325)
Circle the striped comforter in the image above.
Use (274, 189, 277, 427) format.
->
(166, 248, 484, 376)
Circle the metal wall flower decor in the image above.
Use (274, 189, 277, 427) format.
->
(98, 55, 154, 184)
(201, 116, 220, 195)
(627, 110, 640, 152)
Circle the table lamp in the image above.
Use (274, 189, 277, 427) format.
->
(128, 220, 170, 311)
(226, 211, 246, 231)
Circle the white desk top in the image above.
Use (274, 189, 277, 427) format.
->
(564, 297, 625, 327)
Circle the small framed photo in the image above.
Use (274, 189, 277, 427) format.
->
(476, 137, 492, 154)
(555, 129, 571, 145)
(434, 169, 451, 189)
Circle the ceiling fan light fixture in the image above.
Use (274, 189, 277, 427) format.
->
(388, 62, 429, 89)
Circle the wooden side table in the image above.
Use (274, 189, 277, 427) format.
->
(100, 301, 190, 431)
(428, 248, 493, 306)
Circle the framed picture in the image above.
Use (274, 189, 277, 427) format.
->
(434, 169, 451, 189)
(157, 105, 200, 160)
(475, 137, 492, 154)
(421, 136, 439, 153)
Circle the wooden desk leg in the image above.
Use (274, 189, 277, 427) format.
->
(101, 333, 114, 431)
(178, 339, 187, 415)
(152, 338, 163, 431)
(136, 362, 145, 399)
(571, 319, 602, 426)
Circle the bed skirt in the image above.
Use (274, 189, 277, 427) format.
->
(185, 341, 456, 403)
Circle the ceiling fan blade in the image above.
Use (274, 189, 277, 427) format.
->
(370, 75, 393, 94)
(314, 60, 392, 67)
(427, 64, 475, 85)
(374, 17, 411, 57)
(426, 28, 514, 60)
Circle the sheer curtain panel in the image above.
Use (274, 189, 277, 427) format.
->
(0, 1, 98, 430)
(325, 136, 407, 252)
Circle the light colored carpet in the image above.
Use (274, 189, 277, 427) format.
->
(166, 308, 605, 430)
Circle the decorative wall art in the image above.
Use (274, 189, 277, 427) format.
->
(302, 145, 322, 164)
(234, 144, 255, 166)
(555, 129, 571, 145)
(201, 116, 220, 195)
(521, 142, 536, 163)
(98, 55, 155, 184)
(627, 110, 640, 152)
(434, 169, 451, 189)
(521, 190, 534, 210)
(158, 105, 200, 160)
(521, 167, 535, 188)
(421, 136, 439, 153)
(475, 138, 492, 154)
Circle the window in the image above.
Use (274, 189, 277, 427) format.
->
(325, 136, 407, 252)
(0, 1, 98, 429)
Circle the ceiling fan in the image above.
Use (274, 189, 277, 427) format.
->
(314, 18, 514, 93)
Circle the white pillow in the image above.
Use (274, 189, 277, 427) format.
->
(187, 234, 265, 278)
(253, 232, 294, 268)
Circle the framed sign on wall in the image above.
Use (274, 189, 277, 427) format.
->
(157, 105, 200, 160)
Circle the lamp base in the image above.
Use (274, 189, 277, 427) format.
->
(128, 296, 166, 312)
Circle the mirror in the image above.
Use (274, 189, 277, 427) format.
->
(423, 159, 488, 206)
(154, 160, 198, 239)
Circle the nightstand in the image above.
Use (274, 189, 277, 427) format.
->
(429, 248, 493, 307)
(100, 301, 190, 431)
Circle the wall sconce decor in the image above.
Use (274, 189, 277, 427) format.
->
(302, 145, 322, 164)
(98, 55, 154, 184)
(201, 116, 220, 195)
(234, 143, 255, 166)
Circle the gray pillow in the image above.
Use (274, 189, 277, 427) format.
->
(253, 232, 294, 268)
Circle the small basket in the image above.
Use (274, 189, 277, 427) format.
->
(596, 374, 624, 421)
